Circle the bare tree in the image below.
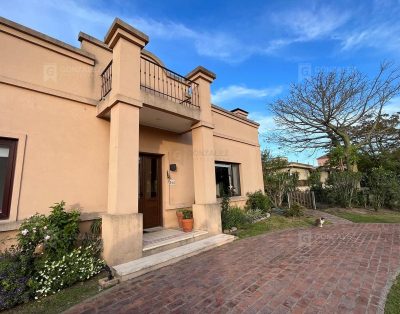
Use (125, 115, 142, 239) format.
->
(351, 113, 400, 156)
(270, 62, 400, 171)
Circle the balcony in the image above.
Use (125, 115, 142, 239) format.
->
(100, 57, 200, 109)
(140, 56, 200, 109)
(100, 56, 201, 132)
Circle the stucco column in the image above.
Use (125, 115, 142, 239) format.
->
(101, 19, 149, 266)
(187, 67, 221, 234)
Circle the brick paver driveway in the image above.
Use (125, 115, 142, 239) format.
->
(67, 224, 400, 314)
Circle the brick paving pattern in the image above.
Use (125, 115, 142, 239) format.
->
(66, 224, 400, 314)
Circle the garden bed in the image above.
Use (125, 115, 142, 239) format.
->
(4, 272, 106, 314)
(0, 202, 105, 311)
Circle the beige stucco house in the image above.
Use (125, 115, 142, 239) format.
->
(0, 17, 264, 265)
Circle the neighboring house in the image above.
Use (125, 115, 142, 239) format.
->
(283, 162, 315, 191)
(316, 154, 331, 185)
(316, 154, 329, 167)
(0, 17, 264, 265)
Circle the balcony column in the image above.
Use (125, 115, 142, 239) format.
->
(102, 19, 149, 266)
(187, 67, 221, 234)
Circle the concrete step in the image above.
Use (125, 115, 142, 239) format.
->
(113, 233, 236, 282)
(142, 229, 209, 257)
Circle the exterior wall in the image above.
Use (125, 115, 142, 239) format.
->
(320, 170, 330, 185)
(0, 83, 110, 223)
(0, 28, 96, 100)
(212, 108, 264, 207)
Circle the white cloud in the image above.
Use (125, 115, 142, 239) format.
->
(276, 7, 350, 41)
(212, 85, 283, 104)
(384, 97, 400, 114)
(265, 6, 351, 53)
(248, 114, 277, 134)
(339, 22, 400, 52)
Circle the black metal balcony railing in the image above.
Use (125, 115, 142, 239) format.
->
(100, 61, 112, 99)
(140, 57, 200, 108)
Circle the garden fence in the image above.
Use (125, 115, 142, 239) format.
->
(288, 190, 316, 209)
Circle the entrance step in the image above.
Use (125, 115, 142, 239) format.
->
(113, 234, 235, 282)
(143, 229, 209, 256)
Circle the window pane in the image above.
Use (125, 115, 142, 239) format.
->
(144, 157, 158, 199)
(0, 147, 9, 158)
(0, 147, 10, 214)
(215, 165, 230, 197)
(0, 139, 17, 219)
(231, 164, 241, 196)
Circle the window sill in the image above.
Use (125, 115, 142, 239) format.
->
(216, 196, 247, 203)
(0, 212, 105, 232)
(0, 220, 21, 232)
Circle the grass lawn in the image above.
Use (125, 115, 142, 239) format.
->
(385, 273, 400, 314)
(237, 214, 316, 239)
(323, 208, 400, 223)
(4, 272, 107, 314)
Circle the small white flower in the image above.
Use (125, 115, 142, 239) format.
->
(44, 235, 50, 241)
(21, 229, 29, 236)
(43, 226, 47, 230)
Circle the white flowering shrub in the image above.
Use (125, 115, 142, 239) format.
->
(17, 214, 49, 253)
(32, 244, 104, 298)
(0, 201, 106, 310)
(17, 201, 80, 258)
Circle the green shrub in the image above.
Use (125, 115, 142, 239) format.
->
(17, 213, 49, 254)
(221, 195, 230, 230)
(245, 190, 271, 213)
(0, 247, 33, 310)
(17, 201, 80, 258)
(46, 201, 80, 256)
(284, 203, 305, 217)
(245, 209, 266, 223)
(31, 242, 104, 298)
(1, 201, 105, 308)
(264, 172, 299, 207)
(368, 167, 400, 210)
(327, 171, 362, 207)
(309, 171, 322, 190)
(90, 219, 102, 236)
(223, 206, 249, 230)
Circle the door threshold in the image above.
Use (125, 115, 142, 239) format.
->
(143, 226, 164, 233)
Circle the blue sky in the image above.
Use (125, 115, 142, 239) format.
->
(2, 0, 400, 165)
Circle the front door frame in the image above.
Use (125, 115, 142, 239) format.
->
(139, 152, 163, 229)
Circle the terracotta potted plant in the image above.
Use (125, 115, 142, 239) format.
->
(181, 209, 194, 232)
(176, 209, 183, 228)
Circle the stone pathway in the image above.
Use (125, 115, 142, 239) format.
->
(66, 224, 400, 314)
(305, 209, 353, 225)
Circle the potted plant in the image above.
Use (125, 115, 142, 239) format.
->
(181, 209, 194, 232)
(176, 209, 184, 228)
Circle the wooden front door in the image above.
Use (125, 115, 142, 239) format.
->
(139, 154, 162, 229)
